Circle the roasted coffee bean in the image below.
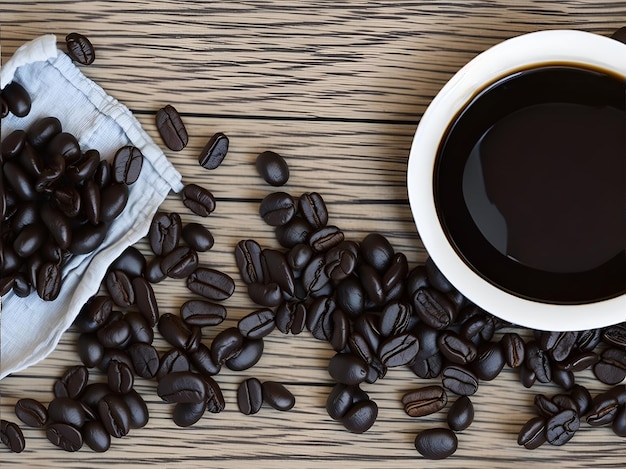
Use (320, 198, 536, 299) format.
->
(107, 360, 134, 394)
(36, 261, 62, 301)
(309, 225, 344, 253)
(551, 366, 575, 390)
(339, 398, 377, 434)
(1, 242, 21, 275)
(182, 183, 215, 217)
(15, 398, 48, 428)
(360, 233, 393, 273)
(447, 396, 474, 432)
(569, 384, 592, 415)
(28, 117, 62, 151)
(460, 307, 496, 344)
(81, 180, 101, 225)
(262, 381, 295, 411)
(352, 314, 381, 354)
(4, 160, 35, 201)
(326, 383, 369, 421)
(437, 331, 477, 365)
(157, 349, 190, 381)
(259, 192, 296, 226)
(334, 277, 365, 318)
(500, 332, 526, 368)
(357, 263, 385, 305)
(69, 222, 108, 254)
(182, 222, 214, 252)
(348, 332, 376, 365)
(518, 416, 547, 449)
(211, 327, 244, 365)
(237, 377, 264, 415)
(413, 287, 456, 329)
(235, 239, 266, 284)
(47, 397, 86, 428)
(113, 145, 143, 185)
(287, 243, 314, 272)
(65, 32, 96, 65)
(98, 348, 133, 372)
(10, 273, 28, 297)
(613, 405, 626, 437)
(275, 216, 312, 248)
(414, 428, 458, 459)
(51, 185, 79, 217)
(106, 269, 135, 307)
(46, 422, 82, 452)
(275, 301, 307, 335)
(75, 295, 113, 333)
(382, 252, 409, 301)
(546, 409, 579, 446)
(238, 308, 276, 339)
(78, 332, 104, 368)
(587, 395, 619, 426)
(121, 389, 149, 429)
(197, 131, 229, 169)
(256, 150, 289, 186)
(129, 277, 158, 327)
(2, 81, 31, 117)
(57, 365, 89, 399)
(263, 248, 295, 296)
(302, 254, 331, 296)
(188, 343, 221, 377)
(173, 401, 207, 427)
(525, 340, 552, 384)
(538, 331, 578, 363)
(161, 245, 199, 279)
(146, 256, 167, 283)
(575, 328, 603, 352)
(442, 365, 479, 396)
(94, 159, 111, 188)
(13, 223, 46, 258)
(534, 394, 560, 418)
(97, 315, 132, 349)
(0, 419, 25, 453)
(402, 386, 448, 417)
(78, 382, 110, 413)
(472, 341, 506, 381)
(226, 338, 264, 371)
(67, 150, 100, 184)
(48, 132, 81, 164)
(100, 182, 129, 222)
(0, 275, 15, 296)
(157, 371, 208, 404)
(204, 376, 226, 414)
(330, 308, 350, 352)
(378, 333, 419, 367)
(247, 281, 283, 307)
(594, 347, 626, 385)
(110, 246, 146, 278)
(98, 394, 131, 438)
(2, 130, 27, 161)
(180, 299, 226, 328)
(158, 313, 199, 351)
(149, 211, 181, 256)
(324, 246, 357, 282)
(187, 267, 235, 300)
(156, 104, 188, 151)
(306, 295, 335, 341)
(18, 142, 45, 178)
(298, 192, 328, 229)
(605, 385, 626, 405)
(82, 420, 110, 452)
(602, 323, 626, 348)
(328, 352, 368, 385)
(10, 202, 38, 234)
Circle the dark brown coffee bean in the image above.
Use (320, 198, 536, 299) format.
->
(130, 277, 159, 327)
(98, 348, 133, 372)
(2, 129, 26, 160)
(551, 366, 575, 390)
(78, 332, 104, 368)
(275, 301, 307, 335)
(27, 117, 61, 150)
(94, 159, 111, 188)
(108, 247, 145, 279)
(81, 180, 101, 225)
(569, 385, 592, 415)
(69, 222, 108, 254)
(329, 308, 350, 352)
(179, 299, 226, 328)
(328, 352, 368, 385)
(546, 409, 579, 446)
(47, 132, 81, 164)
(113, 145, 143, 185)
(46, 422, 82, 452)
(146, 256, 167, 283)
(15, 398, 48, 428)
(47, 397, 86, 428)
(203, 376, 226, 414)
(459, 307, 496, 344)
(157, 371, 208, 404)
(324, 246, 357, 282)
(121, 389, 149, 429)
(302, 254, 331, 296)
(182, 222, 214, 252)
(256, 150, 289, 186)
(1, 419, 25, 453)
(517, 416, 547, 449)
(100, 182, 129, 222)
(13, 223, 45, 258)
(36, 261, 62, 301)
(575, 328, 603, 352)
(149, 211, 181, 256)
(226, 338, 264, 371)
(82, 420, 110, 452)
(4, 160, 35, 201)
(211, 327, 244, 365)
(357, 263, 385, 306)
(158, 313, 198, 351)
(188, 343, 221, 377)
(438, 331, 477, 365)
(613, 405, 626, 437)
(157, 349, 190, 380)
(65, 32, 95, 65)
(326, 383, 369, 421)
(17, 142, 44, 177)
(238, 308, 276, 339)
(339, 399, 377, 434)
(587, 395, 620, 426)
(414, 428, 458, 459)
(161, 245, 199, 279)
(335, 276, 366, 317)
(500, 332, 526, 368)
(552, 394, 579, 413)
(182, 183, 215, 217)
(198, 131, 229, 169)
(107, 360, 134, 394)
(126, 343, 159, 379)
(472, 341, 506, 381)
(413, 287, 456, 329)
(538, 331, 578, 363)
(98, 394, 131, 438)
(259, 192, 296, 226)
(105, 269, 135, 307)
(187, 267, 235, 300)
(308, 225, 344, 253)
(442, 365, 479, 396)
(263, 248, 295, 296)
(237, 377, 263, 415)
(525, 340, 552, 384)
(287, 243, 314, 272)
(447, 396, 474, 431)
(173, 401, 207, 427)
(534, 394, 560, 418)
(262, 381, 295, 411)
(156, 104, 188, 151)
(602, 323, 626, 348)
(306, 295, 335, 341)
(0, 94, 8, 118)
(275, 216, 312, 248)
(97, 315, 132, 349)
(360, 233, 394, 272)
(58, 365, 89, 399)
(66, 150, 100, 184)
(402, 386, 448, 417)
(594, 347, 626, 385)
(235, 239, 266, 284)
(382, 252, 409, 302)
(298, 192, 328, 229)
(2, 81, 31, 117)
(51, 185, 80, 217)
(75, 295, 113, 333)
(378, 333, 419, 367)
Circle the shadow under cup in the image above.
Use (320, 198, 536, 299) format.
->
(434, 64, 626, 305)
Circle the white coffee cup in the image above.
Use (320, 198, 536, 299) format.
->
(407, 30, 626, 332)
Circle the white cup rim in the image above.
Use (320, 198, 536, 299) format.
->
(407, 30, 626, 331)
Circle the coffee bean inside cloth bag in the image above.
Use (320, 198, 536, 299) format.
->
(0, 34, 183, 380)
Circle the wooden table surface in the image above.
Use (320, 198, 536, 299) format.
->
(1, 1, 625, 468)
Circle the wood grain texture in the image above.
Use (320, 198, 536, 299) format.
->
(1, 1, 625, 468)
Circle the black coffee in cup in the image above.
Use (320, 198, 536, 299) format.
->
(434, 65, 625, 304)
